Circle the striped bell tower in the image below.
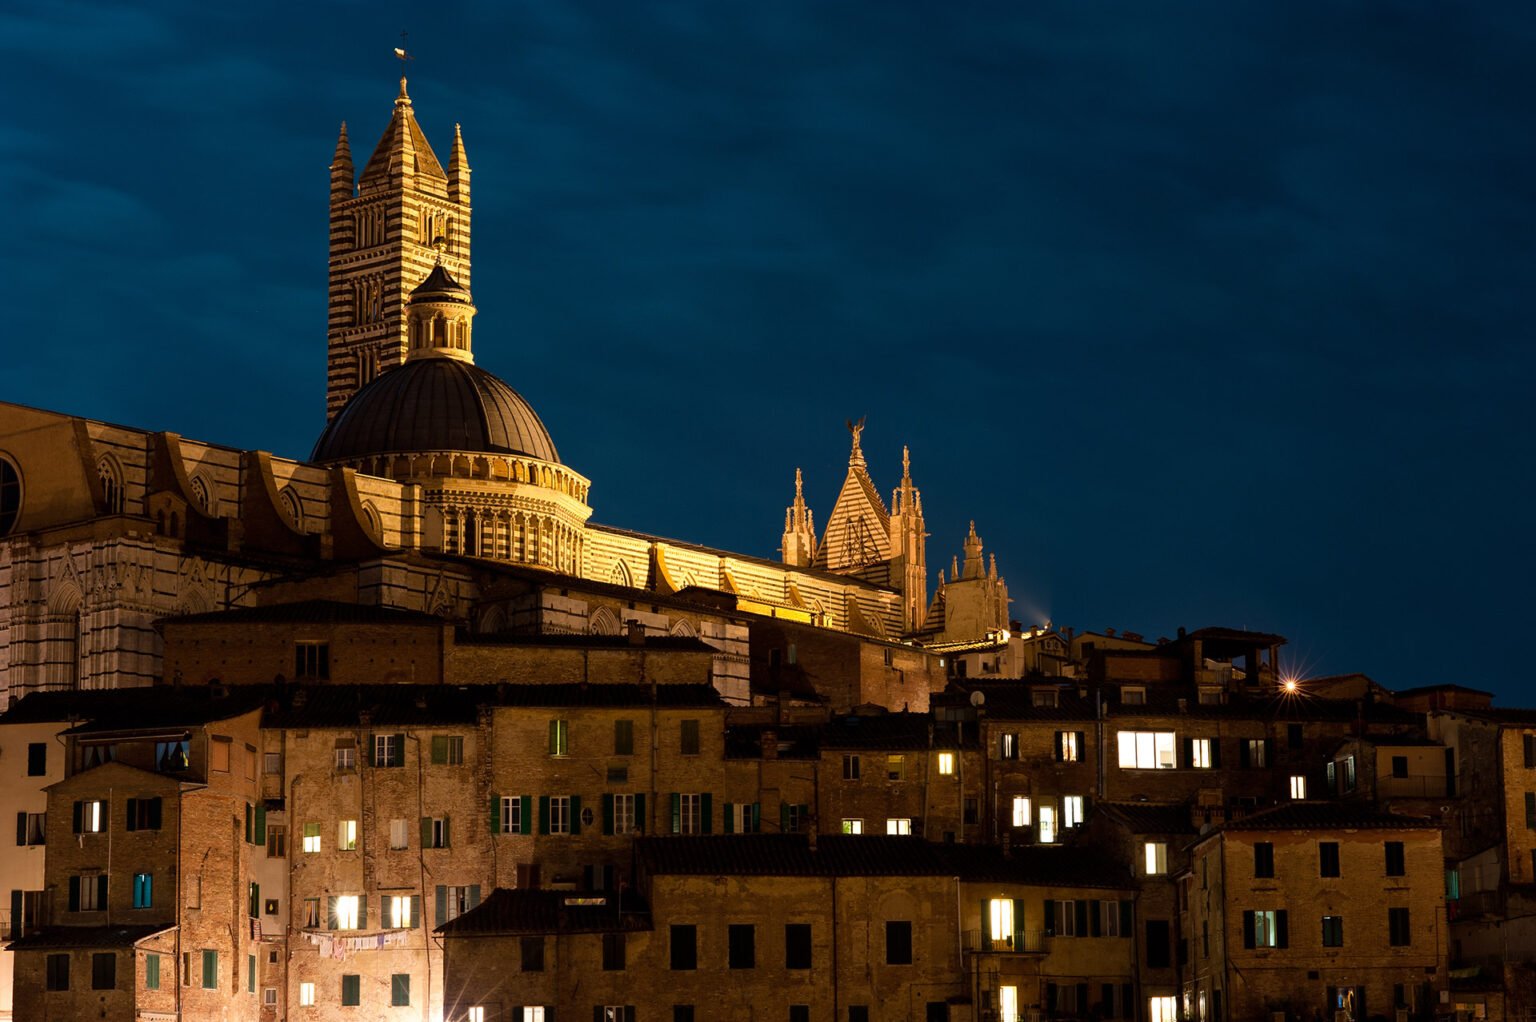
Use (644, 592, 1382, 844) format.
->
(325, 75, 472, 420)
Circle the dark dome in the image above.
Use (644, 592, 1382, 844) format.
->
(311, 358, 560, 464)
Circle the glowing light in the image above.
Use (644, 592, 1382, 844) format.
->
(1284, 679, 1298, 693)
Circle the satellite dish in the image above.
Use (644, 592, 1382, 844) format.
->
(969, 691, 985, 707)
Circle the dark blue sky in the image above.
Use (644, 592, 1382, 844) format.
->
(4, 3, 1533, 701)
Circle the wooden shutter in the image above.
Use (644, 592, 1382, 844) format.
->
(1074, 900, 1088, 936)
(673, 793, 683, 834)
(421, 818, 432, 847)
(1089, 900, 1102, 937)
(750, 803, 760, 832)
(539, 797, 551, 835)
(491, 793, 502, 835)
(431, 736, 447, 764)
(469, 885, 480, 909)
(435, 887, 446, 926)
(522, 796, 535, 835)
(603, 794, 615, 835)
(126, 799, 139, 832)
(15, 811, 26, 845)
(1043, 899, 1056, 936)
(1053, 732, 1063, 761)
(72, 801, 83, 833)
(570, 796, 582, 836)
(701, 793, 713, 834)
(68, 876, 80, 912)
(1239, 741, 1250, 768)
(1275, 909, 1288, 948)
(723, 802, 735, 834)
(1119, 900, 1133, 936)
(1241, 910, 1255, 948)
(255, 804, 266, 845)
(149, 797, 162, 830)
(1012, 899, 1026, 949)
(327, 896, 339, 930)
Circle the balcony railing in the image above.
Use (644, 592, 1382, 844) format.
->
(964, 928, 1047, 954)
(1376, 775, 1451, 798)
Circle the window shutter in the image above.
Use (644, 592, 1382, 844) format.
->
(1046, 983, 1058, 1012)
(431, 736, 447, 764)
(1074, 900, 1088, 936)
(1242, 910, 1255, 949)
(1123, 984, 1134, 1019)
(1043, 899, 1056, 937)
(1120, 900, 1133, 937)
(635, 794, 646, 834)
(15, 811, 25, 845)
(1276, 909, 1288, 948)
(359, 896, 367, 930)
(514, 1010, 524, 1022)
(491, 793, 502, 835)
(255, 804, 266, 845)
(1239, 741, 1250, 768)
(723, 802, 735, 834)
(539, 797, 551, 835)
(421, 818, 432, 847)
(1077, 984, 1089, 1013)
(411, 894, 421, 928)
(244, 803, 253, 844)
(1526, 792, 1535, 829)
(72, 801, 83, 834)
(672, 793, 683, 834)
(603, 794, 615, 835)
(126, 799, 139, 833)
(1525, 735, 1535, 769)
(392, 734, 405, 767)
(444, 817, 452, 847)
(328, 896, 339, 930)
(1264, 739, 1274, 765)
(8, 890, 20, 940)
(1183, 738, 1193, 769)
(435, 887, 446, 926)
(469, 885, 481, 909)
(1012, 899, 1025, 948)
(522, 795, 535, 835)
(570, 796, 582, 836)
(595, 1009, 604, 1022)
(750, 802, 760, 832)
(1089, 900, 1102, 937)
(780, 801, 789, 834)
(95, 876, 109, 912)
(1076, 732, 1086, 757)
(549, 720, 560, 755)
(149, 798, 162, 830)
(1211, 739, 1222, 768)
(1053, 732, 1063, 761)
(68, 876, 80, 912)
(701, 793, 713, 834)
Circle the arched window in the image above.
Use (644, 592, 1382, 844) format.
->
(189, 476, 214, 515)
(0, 456, 21, 535)
(98, 458, 123, 515)
(279, 488, 303, 531)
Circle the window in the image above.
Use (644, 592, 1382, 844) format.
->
(441, 885, 478, 923)
(614, 719, 634, 755)
(373, 734, 402, 768)
(1145, 842, 1168, 875)
(133, 872, 153, 909)
(1121, 686, 1146, 705)
(603, 932, 626, 970)
(724, 800, 758, 833)
(548, 719, 569, 756)
(680, 719, 700, 755)
(1243, 909, 1287, 948)
(673, 1008, 693, 1022)
(671, 924, 697, 970)
(676, 794, 701, 835)
(499, 798, 526, 836)
(782, 802, 807, 833)
(18, 810, 45, 845)
(1149, 996, 1178, 1022)
(1101, 899, 1128, 937)
(843, 754, 861, 780)
(729, 924, 755, 968)
(1322, 915, 1344, 947)
(303, 899, 320, 927)
(430, 735, 464, 765)
(1118, 731, 1176, 769)
(1243, 739, 1269, 768)
(886, 920, 913, 964)
(936, 752, 955, 775)
(302, 823, 321, 854)
(1032, 689, 1058, 708)
(1055, 730, 1084, 762)
(1388, 907, 1411, 946)
(1342, 756, 1357, 791)
(999, 733, 1018, 760)
(264, 988, 277, 1006)
(92, 951, 116, 990)
(1319, 842, 1340, 878)
(26, 742, 46, 776)
(1392, 755, 1409, 779)
(963, 797, 979, 824)
(342, 973, 360, 1006)
(1385, 841, 1406, 877)
(338, 819, 358, 851)
(74, 799, 107, 834)
(1000, 988, 1019, 1022)
(46, 953, 69, 991)
(1254, 842, 1275, 879)
(1290, 774, 1307, 799)
(785, 923, 812, 969)
(334, 895, 361, 930)
(1288, 723, 1304, 749)
(886, 817, 911, 835)
(201, 949, 218, 989)
(887, 755, 905, 781)
(388, 895, 414, 929)
(521, 936, 545, 971)
(988, 898, 1015, 945)
(841, 818, 863, 835)
(154, 739, 189, 772)
(265, 899, 279, 915)
(790, 1008, 810, 1022)
(145, 953, 160, 990)
(391, 973, 411, 1006)
(1049, 899, 1078, 936)
(1063, 795, 1085, 828)
(425, 816, 450, 848)
(295, 641, 329, 680)
(611, 793, 639, 835)
(335, 739, 356, 771)
(72, 873, 105, 911)
(1011, 797, 1031, 827)
(300, 981, 316, 1006)
(548, 796, 572, 835)
(1190, 738, 1216, 769)
(1038, 804, 1058, 843)
(389, 817, 410, 849)
(600, 1008, 635, 1022)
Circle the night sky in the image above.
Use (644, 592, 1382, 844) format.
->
(4, 4, 1533, 702)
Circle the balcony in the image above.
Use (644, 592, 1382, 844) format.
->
(964, 928, 1047, 955)
(1376, 775, 1451, 798)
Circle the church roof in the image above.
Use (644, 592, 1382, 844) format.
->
(813, 428, 893, 571)
(310, 357, 560, 464)
(359, 78, 446, 189)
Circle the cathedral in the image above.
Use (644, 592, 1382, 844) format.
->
(0, 74, 1013, 713)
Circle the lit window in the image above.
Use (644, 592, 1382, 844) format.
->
(887, 755, 906, 781)
(1249, 908, 1283, 947)
(443, 886, 475, 922)
(390, 818, 410, 849)
(427, 817, 450, 848)
(843, 754, 861, 780)
(75, 799, 107, 834)
(1057, 731, 1082, 762)
(1011, 797, 1031, 828)
(1039, 804, 1058, 843)
(338, 820, 357, 851)
(1190, 738, 1215, 769)
(388, 896, 413, 929)
(1117, 731, 1177, 769)
(335, 895, 360, 930)
(303, 899, 320, 928)
(300, 982, 316, 1006)
(998, 733, 1018, 760)
(302, 823, 321, 854)
(468, 1010, 486, 1022)
(1144, 842, 1168, 875)
(1149, 996, 1178, 1022)
(1000, 986, 1019, 1022)
(430, 735, 464, 765)
(1290, 775, 1307, 799)
(1063, 796, 1085, 828)
(937, 752, 955, 775)
(886, 818, 911, 835)
(988, 898, 1015, 944)
(841, 819, 863, 835)
(548, 720, 569, 757)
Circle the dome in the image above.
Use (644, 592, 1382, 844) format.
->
(311, 358, 560, 464)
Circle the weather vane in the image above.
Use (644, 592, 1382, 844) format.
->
(393, 31, 414, 72)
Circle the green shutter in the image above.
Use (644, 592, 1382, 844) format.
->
(125, 799, 138, 833)
(254, 804, 266, 845)
(1043, 899, 1055, 937)
(1013, 899, 1026, 948)
(539, 797, 551, 835)
(750, 803, 760, 833)
(393, 734, 406, 767)
(359, 896, 367, 930)
(672, 793, 682, 834)
(1120, 900, 1133, 936)
(443, 817, 451, 847)
(549, 720, 560, 755)
(468, 885, 480, 909)
(328, 896, 339, 930)
(569, 796, 581, 836)
(522, 795, 534, 835)
(1089, 900, 1102, 937)
(491, 793, 502, 835)
(145, 953, 159, 989)
(431, 735, 448, 764)
(245, 803, 253, 843)
(202, 949, 217, 989)
(724, 802, 735, 834)
(411, 894, 421, 929)
(435, 887, 446, 926)
(635, 794, 646, 834)
(421, 818, 432, 848)
(249, 883, 260, 918)
(603, 794, 615, 835)
(701, 793, 713, 834)
(68, 876, 80, 912)
(780, 801, 789, 833)
(247, 953, 255, 993)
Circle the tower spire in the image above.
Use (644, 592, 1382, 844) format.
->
(330, 122, 353, 202)
(781, 468, 817, 567)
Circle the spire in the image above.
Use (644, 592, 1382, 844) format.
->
(448, 123, 471, 204)
(962, 521, 984, 579)
(988, 553, 998, 581)
(815, 417, 892, 572)
(847, 416, 866, 469)
(330, 122, 353, 202)
(781, 467, 817, 567)
(360, 74, 446, 191)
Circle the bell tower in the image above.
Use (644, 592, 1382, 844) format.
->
(325, 74, 472, 420)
